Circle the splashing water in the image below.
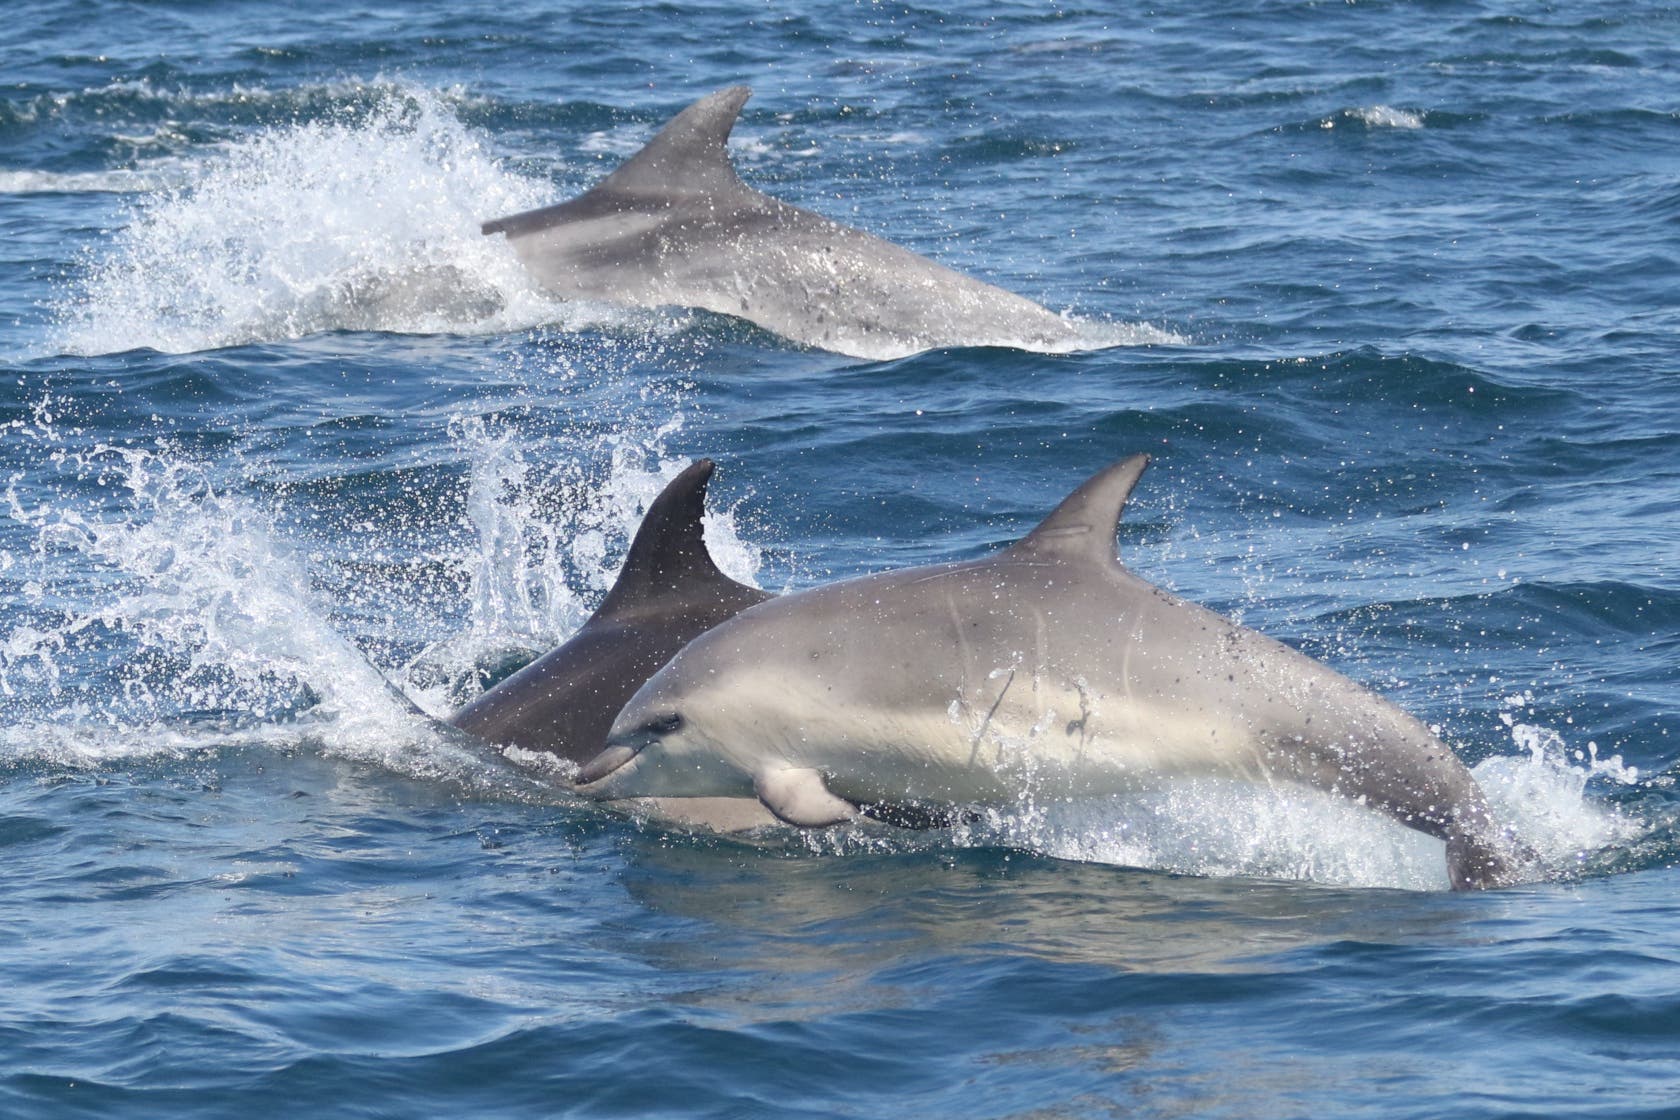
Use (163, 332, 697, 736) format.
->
(1015, 695, 1647, 888)
(1321, 105, 1427, 130)
(0, 398, 763, 790)
(1470, 690, 1646, 874)
(399, 413, 764, 715)
(1, 310, 777, 797)
(962, 780, 1452, 890)
(46, 84, 645, 356)
(792, 692, 1650, 891)
(0, 168, 181, 195)
(950, 723, 1644, 891)
(1012, 686, 1648, 889)
(1, 432, 461, 774)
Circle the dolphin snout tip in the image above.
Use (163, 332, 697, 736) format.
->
(576, 742, 640, 787)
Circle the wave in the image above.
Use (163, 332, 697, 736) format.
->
(1313, 579, 1680, 645)
(2, 72, 497, 137)
(786, 707, 1643, 891)
(0, 167, 182, 195)
(970, 681, 1643, 890)
(1318, 105, 1427, 131)
(0, 437, 450, 771)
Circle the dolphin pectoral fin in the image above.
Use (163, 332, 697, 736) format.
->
(753, 768, 859, 828)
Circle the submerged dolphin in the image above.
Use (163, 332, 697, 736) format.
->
(576, 455, 1521, 889)
(482, 86, 1084, 361)
(448, 459, 776, 830)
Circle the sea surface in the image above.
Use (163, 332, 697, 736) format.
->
(3, 2, 1678, 1116)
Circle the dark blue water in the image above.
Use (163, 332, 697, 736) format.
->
(3, 2, 1678, 1116)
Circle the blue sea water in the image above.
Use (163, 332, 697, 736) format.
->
(3, 1, 1678, 1115)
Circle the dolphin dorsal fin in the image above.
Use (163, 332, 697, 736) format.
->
(1009, 454, 1150, 567)
(481, 87, 754, 236)
(593, 85, 752, 201)
(595, 459, 760, 617)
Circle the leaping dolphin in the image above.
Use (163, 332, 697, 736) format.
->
(575, 455, 1523, 890)
(482, 86, 1085, 361)
(448, 459, 777, 831)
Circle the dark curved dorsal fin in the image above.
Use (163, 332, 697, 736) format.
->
(592, 85, 751, 199)
(595, 458, 767, 618)
(1007, 454, 1150, 567)
(482, 86, 752, 236)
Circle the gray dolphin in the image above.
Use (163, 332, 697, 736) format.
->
(575, 455, 1522, 889)
(448, 459, 777, 831)
(482, 86, 1085, 361)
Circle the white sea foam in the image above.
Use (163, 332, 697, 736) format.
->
(46, 85, 638, 356)
(982, 779, 1454, 890)
(0, 432, 453, 775)
(964, 693, 1643, 890)
(1322, 105, 1426, 130)
(1064, 315, 1189, 350)
(578, 126, 654, 158)
(1471, 690, 1645, 871)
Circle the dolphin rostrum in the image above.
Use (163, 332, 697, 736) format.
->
(482, 86, 1085, 361)
(448, 458, 777, 831)
(576, 455, 1523, 889)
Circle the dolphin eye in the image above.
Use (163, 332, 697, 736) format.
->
(639, 712, 684, 736)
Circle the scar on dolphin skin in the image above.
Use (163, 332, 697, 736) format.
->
(961, 667, 1016, 769)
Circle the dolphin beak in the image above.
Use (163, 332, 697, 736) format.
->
(576, 742, 640, 786)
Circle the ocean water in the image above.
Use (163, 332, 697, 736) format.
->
(3, 1, 1678, 1116)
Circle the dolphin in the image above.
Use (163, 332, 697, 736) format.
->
(481, 86, 1085, 361)
(575, 455, 1522, 889)
(448, 458, 777, 831)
